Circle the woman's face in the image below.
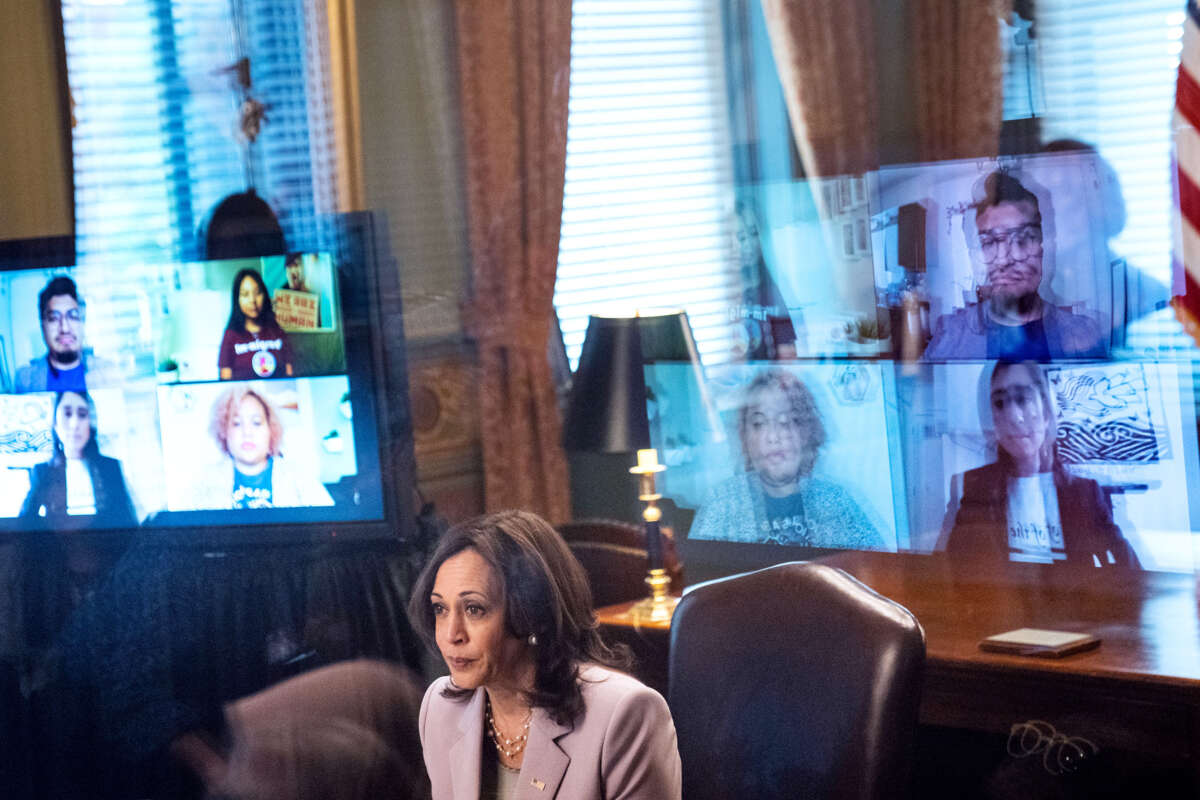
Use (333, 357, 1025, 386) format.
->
(238, 276, 264, 321)
(744, 384, 805, 489)
(991, 365, 1048, 470)
(430, 547, 530, 693)
(227, 395, 272, 470)
(55, 392, 91, 460)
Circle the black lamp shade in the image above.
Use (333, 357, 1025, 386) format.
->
(638, 310, 703, 364)
(562, 311, 701, 453)
(563, 316, 650, 452)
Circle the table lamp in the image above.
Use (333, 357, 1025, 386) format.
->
(562, 311, 700, 619)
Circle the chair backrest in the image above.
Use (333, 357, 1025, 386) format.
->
(668, 561, 925, 800)
(557, 518, 684, 605)
(566, 541, 653, 608)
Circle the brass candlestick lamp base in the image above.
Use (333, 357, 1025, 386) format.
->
(630, 567, 679, 623)
(629, 449, 678, 624)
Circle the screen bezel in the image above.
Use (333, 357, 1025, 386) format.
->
(0, 213, 417, 549)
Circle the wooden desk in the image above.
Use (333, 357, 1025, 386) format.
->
(595, 598, 674, 695)
(823, 552, 1200, 765)
(597, 551, 1200, 769)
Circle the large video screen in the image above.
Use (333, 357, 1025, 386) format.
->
(894, 360, 1200, 571)
(0, 252, 389, 535)
(646, 362, 908, 560)
(666, 147, 1198, 576)
(868, 149, 1171, 362)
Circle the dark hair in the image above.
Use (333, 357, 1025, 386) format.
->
(225, 268, 278, 333)
(973, 171, 1041, 226)
(737, 368, 826, 479)
(985, 360, 1057, 473)
(202, 189, 286, 261)
(51, 390, 101, 466)
(407, 510, 629, 725)
(285, 252, 303, 268)
(39, 275, 79, 319)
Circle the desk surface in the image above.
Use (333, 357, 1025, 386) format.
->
(818, 551, 1200, 692)
(596, 551, 1200, 763)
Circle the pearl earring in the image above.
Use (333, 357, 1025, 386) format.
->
(528, 633, 538, 646)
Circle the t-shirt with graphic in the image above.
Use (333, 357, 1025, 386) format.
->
(691, 473, 884, 549)
(1006, 472, 1065, 563)
(760, 490, 811, 544)
(231, 460, 274, 509)
(218, 323, 294, 380)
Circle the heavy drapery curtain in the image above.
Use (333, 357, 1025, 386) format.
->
(909, 0, 1013, 162)
(452, 0, 572, 522)
(761, 0, 1011, 173)
(760, 0, 880, 178)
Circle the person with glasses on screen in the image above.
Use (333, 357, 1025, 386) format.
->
(923, 171, 1106, 361)
(13, 276, 118, 393)
(689, 368, 883, 549)
(943, 361, 1139, 568)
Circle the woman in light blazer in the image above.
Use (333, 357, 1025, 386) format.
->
(408, 510, 681, 800)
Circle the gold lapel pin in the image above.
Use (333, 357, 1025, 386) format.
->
(530, 778, 546, 791)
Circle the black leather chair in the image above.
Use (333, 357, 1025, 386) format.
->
(566, 541, 655, 608)
(557, 519, 684, 606)
(668, 561, 925, 800)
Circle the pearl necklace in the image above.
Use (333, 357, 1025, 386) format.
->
(485, 697, 532, 761)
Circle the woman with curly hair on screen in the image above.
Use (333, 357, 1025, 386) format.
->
(191, 384, 332, 510)
(689, 368, 883, 549)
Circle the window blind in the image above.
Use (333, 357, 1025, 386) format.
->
(61, 0, 337, 267)
(555, 0, 739, 369)
(1037, 1, 1183, 288)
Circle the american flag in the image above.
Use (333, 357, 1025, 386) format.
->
(1174, 0, 1200, 343)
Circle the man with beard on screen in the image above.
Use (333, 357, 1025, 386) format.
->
(14, 276, 118, 393)
(923, 171, 1106, 361)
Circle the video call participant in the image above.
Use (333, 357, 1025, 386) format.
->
(281, 251, 313, 294)
(944, 361, 1140, 568)
(690, 368, 883, 549)
(219, 269, 295, 380)
(729, 202, 800, 361)
(19, 391, 137, 529)
(924, 171, 1106, 361)
(276, 251, 322, 327)
(192, 385, 332, 510)
(14, 276, 117, 393)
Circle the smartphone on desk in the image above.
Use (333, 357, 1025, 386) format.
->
(979, 628, 1101, 658)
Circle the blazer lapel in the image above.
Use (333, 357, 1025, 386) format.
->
(516, 708, 572, 799)
(448, 689, 486, 800)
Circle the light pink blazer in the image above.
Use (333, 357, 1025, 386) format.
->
(418, 665, 681, 800)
